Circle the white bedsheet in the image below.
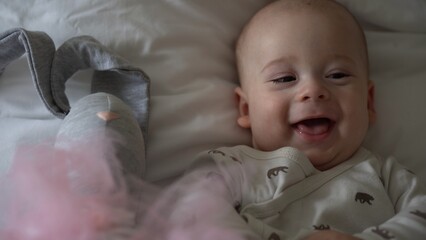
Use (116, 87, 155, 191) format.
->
(0, 0, 425, 184)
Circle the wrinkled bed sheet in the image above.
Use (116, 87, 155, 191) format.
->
(0, 0, 425, 184)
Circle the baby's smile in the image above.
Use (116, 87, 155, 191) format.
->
(292, 117, 336, 142)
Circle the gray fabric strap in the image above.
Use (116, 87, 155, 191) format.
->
(0, 28, 57, 114)
(0, 28, 150, 138)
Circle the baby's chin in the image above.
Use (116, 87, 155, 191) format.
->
(299, 149, 338, 171)
(252, 141, 346, 170)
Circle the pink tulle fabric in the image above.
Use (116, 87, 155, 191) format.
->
(0, 136, 247, 240)
(0, 137, 137, 240)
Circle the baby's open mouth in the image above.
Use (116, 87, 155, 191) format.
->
(292, 118, 335, 136)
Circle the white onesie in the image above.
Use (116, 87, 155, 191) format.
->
(188, 145, 426, 240)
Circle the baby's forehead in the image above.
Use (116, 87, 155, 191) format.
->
(236, 0, 369, 83)
(250, 0, 352, 29)
(237, 0, 365, 55)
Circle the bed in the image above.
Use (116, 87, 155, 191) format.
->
(1, 0, 426, 239)
(1, 0, 426, 186)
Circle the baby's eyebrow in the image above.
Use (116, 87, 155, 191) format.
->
(260, 54, 358, 75)
(261, 56, 296, 74)
(326, 54, 357, 66)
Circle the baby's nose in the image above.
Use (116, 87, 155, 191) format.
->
(296, 80, 330, 102)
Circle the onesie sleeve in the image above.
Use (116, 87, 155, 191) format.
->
(187, 148, 245, 207)
(355, 157, 426, 239)
(167, 150, 260, 240)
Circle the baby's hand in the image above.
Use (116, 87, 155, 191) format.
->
(303, 230, 361, 240)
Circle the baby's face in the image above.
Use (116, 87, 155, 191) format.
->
(236, 3, 375, 170)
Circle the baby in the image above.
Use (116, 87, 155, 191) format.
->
(234, 0, 374, 172)
(168, 0, 426, 239)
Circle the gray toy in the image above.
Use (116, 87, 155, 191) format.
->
(0, 28, 150, 181)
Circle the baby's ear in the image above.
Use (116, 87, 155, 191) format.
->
(367, 80, 376, 124)
(234, 87, 251, 129)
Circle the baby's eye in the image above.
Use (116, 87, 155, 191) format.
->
(326, 72, 350, 79)
(271, 75, 296, 84)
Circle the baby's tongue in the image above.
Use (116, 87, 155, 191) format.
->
(295, 118, 330, 135)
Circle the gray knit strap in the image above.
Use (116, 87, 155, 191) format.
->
(0, 28, 150, 137)
(0, 28, 57, 114)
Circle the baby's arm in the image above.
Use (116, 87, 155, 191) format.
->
(305, 157, 426, 240)
(353, 157, 426, 239)
(159, 154, 260, 240)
